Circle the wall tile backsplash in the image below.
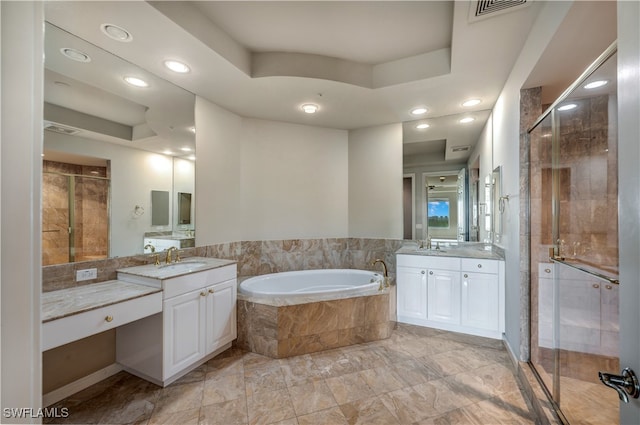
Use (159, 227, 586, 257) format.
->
(42, 238, 404, 292)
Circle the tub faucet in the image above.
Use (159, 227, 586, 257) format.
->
(371, 259, 390, 289)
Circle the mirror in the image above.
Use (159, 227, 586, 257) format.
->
(177, 193, 192, 225)
(484, 173, 492, 241)
(42, 22, 196, 265)
(402, 110, 492, 242)
(492, 166, 502, 244)
(151, 191, 170, 226)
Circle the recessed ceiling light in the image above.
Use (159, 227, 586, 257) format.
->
(54, 81, 71, 88)
(301, 104, 319, 114)
(411, 107, 428, 115)
(416, 123, 430, 129)
(164, 60, 190, 74)
(584, 80, 608, 90)
(459, 117, 475, 124)
(188, 155, 196, 161)
(124, 76, 149, 88)
(100, 24, 132, 42)
(163, 150, 174, 155)
(557, 103, 577, 111)
(181, 147, 192, 152)
(60, 48, 91, 63)
(189, 126, 196, 133)
(462, 99, 481, 107)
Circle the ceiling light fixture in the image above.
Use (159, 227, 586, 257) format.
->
(60, 48, 91, 63)
(163, 150, 174, 155)
(100, 24, 133, 42)
(301, 104, 319, 114)
(124, 76, 149, 88)
(462, 99, 481, 107)
(189, 126, 196, 133)
(459, 117, 475, 124)
(557, 103, 577, 111)
(411, 107, 428, 115)
(416, 123, 430, 129)
(164, 60, 190, 74)
(181, 147, 192, 152)
(584, 80, 608, 90)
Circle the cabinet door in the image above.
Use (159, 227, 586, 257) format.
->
(427, 269, 460, 324)
(396, 267, 427, 320)
(461, 272, 499, 331)
(163, 290, 206, 377)
(205, 279, 237, 354)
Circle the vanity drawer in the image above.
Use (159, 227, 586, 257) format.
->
(42, 292, 162, 351)
(163, 264, 237, 299)
(397, 254, 460, 270)
(461, 258, 499, 274)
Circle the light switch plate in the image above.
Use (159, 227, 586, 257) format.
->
(76, 268, 97, 281)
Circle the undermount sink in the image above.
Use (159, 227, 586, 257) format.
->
(116, 256, 236, 283)
(158, 261, 207, 271)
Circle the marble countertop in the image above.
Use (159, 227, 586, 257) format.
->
(396, 242, 505, 260)
(117, 256, 236, 280)
(42, 280, 162, 323)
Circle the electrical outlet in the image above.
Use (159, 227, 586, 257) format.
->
(76, 268, 97, 281)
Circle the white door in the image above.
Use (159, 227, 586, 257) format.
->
(427, 268, 460, 324)
(461, 271, 498, 331)
(163, 290, 206, 377)
(396, 267, 428, 321)
(617, 2, 640, 421)
(205, 279, 237, 353)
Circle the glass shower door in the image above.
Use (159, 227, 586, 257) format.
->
(529, 48, 619, 424)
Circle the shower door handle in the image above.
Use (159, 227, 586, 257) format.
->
(598, 368, 640, 403)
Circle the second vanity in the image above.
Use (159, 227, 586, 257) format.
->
(396, 243, 505, 339)
(115, 257, 237, 386)
(42, 257, 237, 390)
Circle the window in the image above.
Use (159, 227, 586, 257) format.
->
(428, 199, 450, 228)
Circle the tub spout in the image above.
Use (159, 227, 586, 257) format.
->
(371, 259, 389, 289)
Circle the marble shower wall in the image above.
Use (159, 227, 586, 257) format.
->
(42, 238, 404, 292)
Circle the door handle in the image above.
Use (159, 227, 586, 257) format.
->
(598, 368, 640, 403)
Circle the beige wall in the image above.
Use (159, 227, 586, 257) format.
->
(348, 124, 403, 238)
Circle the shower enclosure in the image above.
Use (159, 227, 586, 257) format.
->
(529, 45, 619, 424)
(42, 160, 110, 265)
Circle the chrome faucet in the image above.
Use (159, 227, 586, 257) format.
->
(371, 259, 390, 289)
(165, 246, 178, 264)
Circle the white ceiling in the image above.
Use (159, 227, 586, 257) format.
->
(41, 1, 615, 166)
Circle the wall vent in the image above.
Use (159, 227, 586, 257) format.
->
(469, 0, 529, 22)
(451, 146, 471, 153)
(44, 121, 81, 136)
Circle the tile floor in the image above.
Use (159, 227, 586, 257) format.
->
(46, 324, 537, 425)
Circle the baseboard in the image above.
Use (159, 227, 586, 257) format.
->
(43, 363, 123, 407)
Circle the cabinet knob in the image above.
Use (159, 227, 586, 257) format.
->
(606, 285, 613, 290)
(477, 264, 482, 268)
(429, 271, 433, 275)
(421, 270, 426, 274)
(209, 289, 215, 294)
(105, 315, 113, 323)
(464, 274, 469, 278)
(200, 291, 207, 297)
(593, 283, 600, 289)
(544, 268, 551, 274)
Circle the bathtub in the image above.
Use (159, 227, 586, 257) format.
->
(236, 269, 392, 358)
(239, 269, 383, 298)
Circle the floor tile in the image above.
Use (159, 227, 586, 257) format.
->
(246, 388, 296, 425)
(297, 407, 347, 425)
(287, 380, 337, 416)
(203, 373, 245, 405)
(325, 371, 375, 405)
(339, 395, 401, 425)
(199, 398, 248, 425)
(147, 407, 200, 425)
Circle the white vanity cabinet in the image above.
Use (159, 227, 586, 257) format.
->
(116, 262, 237, 386)
(397, 254, 505, 339)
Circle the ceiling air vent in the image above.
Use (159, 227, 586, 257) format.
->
(469, 0, 529, 22)
(44, 121, 81, 136)
(451, 146, 471, 153)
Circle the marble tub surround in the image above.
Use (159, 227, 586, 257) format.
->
(237, 292, 391, 358)
(42, 238, 403, 292)
(42, 280, 161, 323)
(44, 324, 537, 425)
(396, 241, 505, 260)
